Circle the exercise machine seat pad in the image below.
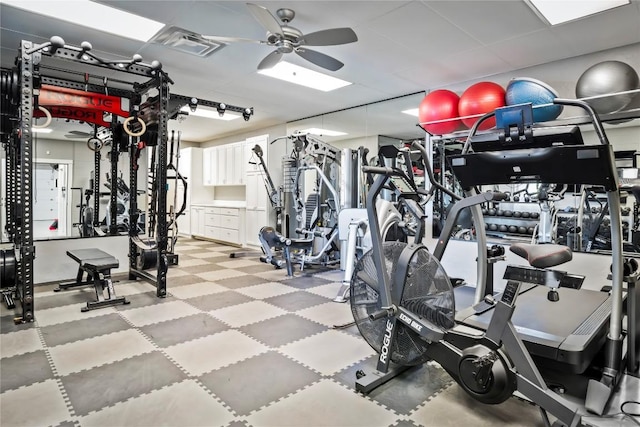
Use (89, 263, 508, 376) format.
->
(66, 249, 119, 270)
(83, 257, 119, 270)
(509, 243, 572, 269)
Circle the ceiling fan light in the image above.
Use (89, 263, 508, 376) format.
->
(258, 61, 351, 91)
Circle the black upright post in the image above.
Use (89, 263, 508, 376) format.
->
(128, 134, 138, 279)
(109, 126, 119, 235)
(155, 74, 169, 298)
(93, 150, 100, 231)
(16, 40, 36, 323)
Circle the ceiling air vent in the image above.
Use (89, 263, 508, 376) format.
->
(151, 26, 225, 57)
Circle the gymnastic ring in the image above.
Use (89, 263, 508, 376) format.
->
(32, 106, 52, 128)
(123, 116, 146, 137)
(87, 137, 103, 152)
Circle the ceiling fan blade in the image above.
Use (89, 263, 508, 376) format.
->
(296, 48, 344, 71)
(247, 3, 284, 37)
(67, 130, 92, 136)
(258, 50, 284, 70)
(302, 28, 358, 46)
(201, 35, 265, 44)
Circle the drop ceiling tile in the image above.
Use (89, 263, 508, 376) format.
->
(488, 29, 575, 70)
(424, 0, 546, 45)
(365, 1, 481, 58)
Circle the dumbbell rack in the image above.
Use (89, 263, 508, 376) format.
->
(484, 200, 540, 240)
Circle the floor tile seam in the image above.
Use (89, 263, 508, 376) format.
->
(242, 377, 326, 417)
(43, 325, 151, 350)
(240, 320, 330, 348)
(173, 296, 246, 316)
(114, 311, 195, 379)
(310, 273, 340, 282)
(232, 323, 299, 348)
(206, 302, 290, 328)
(390, 417, 422, 427)
(35, 327, 78, 418)
(191, 377, 240, 418)
(196, 346, 272, 377)
(36, 326, 62, 378)
(76, 379, 190, 420)
(271, 349, 327, 377)
(56, 348, 158, 377)
(406, 379, 457, 418)
(34, 309, 117, 329)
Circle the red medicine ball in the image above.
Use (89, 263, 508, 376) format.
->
(458, 82, 506, 130)
(418, 90, 462, 135)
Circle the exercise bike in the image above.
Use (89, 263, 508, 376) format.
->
(352, 154, 583, 426)
(351, 101, 637, 426)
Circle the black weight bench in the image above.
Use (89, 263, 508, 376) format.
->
(55, 248, 130, 312)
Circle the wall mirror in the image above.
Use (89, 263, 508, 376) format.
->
(1, 118, 148, 242)
(433, 106, 640, 256)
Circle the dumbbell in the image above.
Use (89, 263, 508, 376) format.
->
(489, 223, 498, 231)
(513, 195, 520, 202)
(513, 211, 522, 218)
(527, 227, 535, 234)
(508, 225, 517, 233)
(504, 210, 513, 217)
(521, 212, 530, 218)
(487, 244, 505, 257)
(497, 210, 504, 216)
(499, 225, 508, 232)
(531, 212, 540, 219)
(518, 226, 527, 234)
(610, 258, 639, 277)
(488, 208, 496, 216)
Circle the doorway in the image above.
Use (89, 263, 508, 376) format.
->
(33, 159, 72, 239)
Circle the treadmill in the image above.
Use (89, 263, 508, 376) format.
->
(446, 100, 633, 413)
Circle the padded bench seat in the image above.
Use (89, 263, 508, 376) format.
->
(55, 248, 129, 312)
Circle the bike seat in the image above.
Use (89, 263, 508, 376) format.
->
(509, 243, 572, 269)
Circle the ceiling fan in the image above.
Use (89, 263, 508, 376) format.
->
(202, 3, 358, 71)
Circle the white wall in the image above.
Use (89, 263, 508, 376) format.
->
(34, 235, 130, 284)
(431, 238, 614, 293)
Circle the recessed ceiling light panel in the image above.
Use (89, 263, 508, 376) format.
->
(527, 0, 630, 25)
(1, 0, 166, 42)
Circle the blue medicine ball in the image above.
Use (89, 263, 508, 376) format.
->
(505, 77, 563, 122)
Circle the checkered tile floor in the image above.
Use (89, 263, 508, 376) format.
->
(1, 238, 549, 427)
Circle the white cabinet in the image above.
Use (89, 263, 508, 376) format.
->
(202, 142, 246, 186)
(244, 134, 270, 247)
(245, 208, 268, 247)
(232, 143, 245, 185)
(191, 206, 205, 237)
(202, 147, 217, 186)
(245, 176, 268, 247)
(175, 147, 213, 236)
(176, 209, 191, 235)
(246, 173, 268, 210)
(191, 205, 245, 246)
